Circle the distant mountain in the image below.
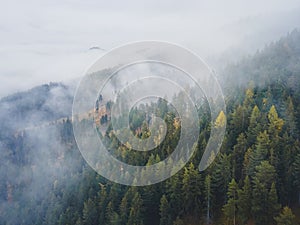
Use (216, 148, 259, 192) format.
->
(221, 29, 300, 92)
(0, 82, 74, 138)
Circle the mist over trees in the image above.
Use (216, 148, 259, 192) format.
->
(1, 30, 300, 224)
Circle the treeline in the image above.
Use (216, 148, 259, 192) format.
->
(1, 30, 300, 225)
(1, 82, 300, 225)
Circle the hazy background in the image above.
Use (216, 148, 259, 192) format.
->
(1, 0, 300, 97)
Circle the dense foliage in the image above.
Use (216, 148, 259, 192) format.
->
(1, 30, 300, 225)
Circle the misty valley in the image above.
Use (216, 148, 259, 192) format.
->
(1, 30, 300, 225)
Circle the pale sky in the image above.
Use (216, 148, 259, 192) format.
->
(0, 0, 300, 97)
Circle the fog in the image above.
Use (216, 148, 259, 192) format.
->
(1, 0, 300, 97)
(1, 1, 300, 223)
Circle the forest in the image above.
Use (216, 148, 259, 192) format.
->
(1, 30, 300, 225)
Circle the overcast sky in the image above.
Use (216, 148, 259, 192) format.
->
(1, 0, 300, 97)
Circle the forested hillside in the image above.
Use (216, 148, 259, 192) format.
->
(1, 30, 300, 225)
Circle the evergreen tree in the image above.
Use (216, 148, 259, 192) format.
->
(211, 154, 231, 217)
(247, 131, 270, 177)
(120, 187, 137, 224)
(252, 162, 279, 225)
(172, 217, 184, 225)
(285, 96, 297, 138)
(232, 133, 247, 180)
(237, 176, 252, 224)
(97, 185, 108, 223)
(255, 160, 276, 189)
(228, 105, 247, 148)
(166, 171, 183, 218)
(204, 175, 212, 225)
(268, 105, 284, 137)
(274, 206, 296, 225)
(252, 178, 268, 225)
(159, 195, 171, 225)
(127, 192, 143, 225)
(292, 153, 300, 205)
(215, 110, 226, 128)
(82, 198, 98, 225)
(267, 105, 284, 169)
(267, 182, 281, 224)
(223, 179, 239, 225)
(247, 105, 263, 146)
(182, 162, 203, 217)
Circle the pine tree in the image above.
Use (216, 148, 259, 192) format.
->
(105, 201, 114, 224)
(293, 153, 300, 205)
(248, 131, 270, 177)
(211, 154, 231, 216)
(268, 105, 284, 137)
(242, 148, 252, 177)
(120, 187, 137, 224)
(275, 206, 296, 225)
(215, 110, 226, 128)
(166, 172, 183, 220)
(127, 192, 143, 225)
(237, 176, 252, 224)
(232, 133, 247, 180)
(204, 175, 212, 225)
(172, 217, 184, 225)
(285, 96, 297, 138)
(223, 178, 239, 225)
(252, 178, 268, 225)
(255, 160, 276, 189)
(97, 185, 108, 223)
(242, 87, 255, 127)
(82, 198, 97, 225)
(252, 162, 279, 225)
(247, 105, 263, 146)
(159, 195, 171, 225)
(267, 105, 284, 169)
(182, 162, 202, 217)
(267, 182, 281, 224)
(228, 105, 247, 147)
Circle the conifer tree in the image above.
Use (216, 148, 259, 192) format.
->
(247, 105, 263, 146)
(182, 162, 202, 217)
(275, 206, 296, 225)
(223, 178, 239, 225)
(237, 176, 252, 224)
(159, 195, 171, 225)
(127, 192, 143, 225)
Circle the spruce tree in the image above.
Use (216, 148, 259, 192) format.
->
(237, 176, 252, 224)
(223, 178, 239, 225)
(267, 182, 281, 224)
(275, 206, 296, 225)
(159, 195, 171, 225)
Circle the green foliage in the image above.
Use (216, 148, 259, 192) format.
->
(251, 162, 280, 225)
(211, 153, 231, 217)
(159, 195, 171, 225)
(275, 206, 297, 225)
(182, 163, 203, 217)
(237, 176, 252, 224)
(127, 192, 143, 225)
(247, 131, 270, 177)
(223, 178, 239, 225)
(247, 105, 263, 146)
(252, 177, 269, 225)
(204, 174, 212, 224)
(292, 153, 300, 205)
(83, 198, 98, 225)
(3, 30, 300, 225)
